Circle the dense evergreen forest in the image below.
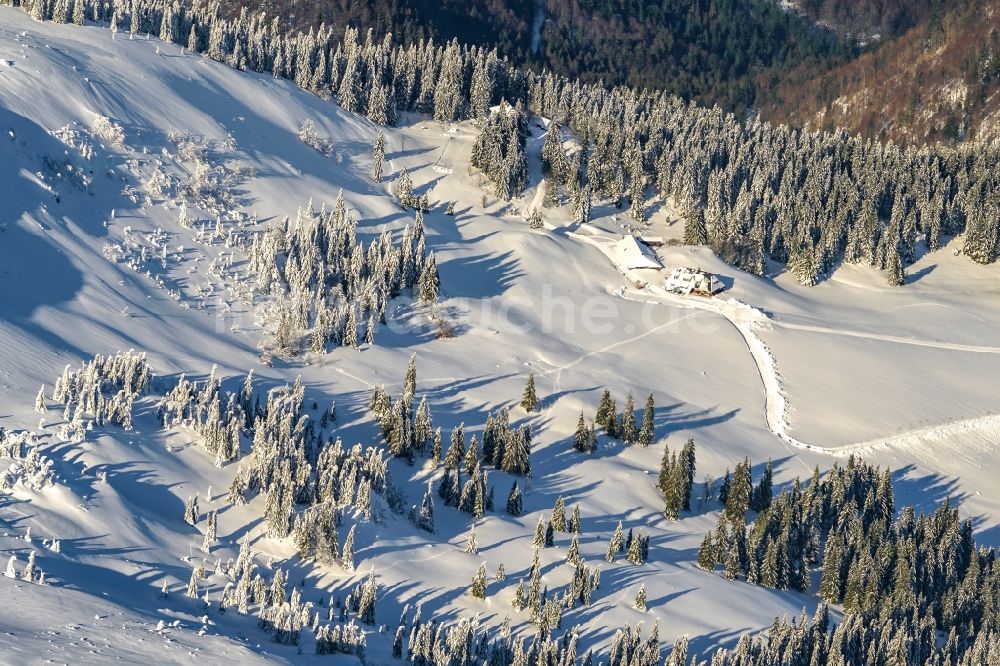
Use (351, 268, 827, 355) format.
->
(216, 0, 536, 63)
(213, 0, 849, 113)
(209, 0, 1000, 146)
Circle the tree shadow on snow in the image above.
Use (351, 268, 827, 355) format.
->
(438, 250, 523, 299)
(905, 263, 936, 284)
(0, 108, 88, 356)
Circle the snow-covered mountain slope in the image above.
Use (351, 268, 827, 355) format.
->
(3, 7, 1000, 664)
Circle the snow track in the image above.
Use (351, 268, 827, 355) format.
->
(769, 320, 1000, 354)
(538, 310, 701, 394)
(651, 288, 1000, 458)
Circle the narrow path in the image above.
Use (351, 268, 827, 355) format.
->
(770, 319, 1000, 354)
(536, 310, 700, 394)
(0, 499, 61, 540)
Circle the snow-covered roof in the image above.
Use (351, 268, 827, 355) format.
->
(666, 267, 724, 295)
(614, 235, 662, 270)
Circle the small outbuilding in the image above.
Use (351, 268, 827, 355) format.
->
(665, 267, 724, 296)
(614, 235, 662, 271)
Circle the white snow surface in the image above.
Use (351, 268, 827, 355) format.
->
(2, 8, 1000, 663)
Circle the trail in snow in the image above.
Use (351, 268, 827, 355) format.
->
(629, 285, 1000, 458)
(0, 499, 61, 540)
(537, 310, 701, 394)
(770, 320, 1000, 354)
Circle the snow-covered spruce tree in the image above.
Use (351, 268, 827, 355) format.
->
(340, 524, 356, 571)
(357, 570, 377, 625)
(540, 122, 566, 181)
(606, 522, 624, 563)
(367, 83, 395, 126)
(392, 624, 405, 659)
(681, 193, 708, 246)
(394, 168, 413, 209)
(71, 0, 84, 25)
(512, 579, 527, 611)
(443, 420, 470, 466)
(417, 253, 440, 304)
(573, 412, 595, 453)
(464, 524, 478, 555)
(183, 494, 200, 525)
(627, 531, 645, 565)
(567, 534, 581, 565)
(725, 458, 753, 521)
(506, 481, 523, 517)
(415, 481, 435, 533)
(637, 393, 655, 447)
(520, 373, 538, 412)
(470, 562, 488, 600)
(501, 425, 533, 476)
(551, 496, 567, 532)
(886, 243, 905, 286)
(660, 445, 683, 520)
(595, 389, 619, 437)
(697, 533, 715, 570)
(527, 208, 544, 229)
(431, 427, 443, 465)
(633, 584, 646, 611)
(532, 515, 547, 548)
(621, 392, 637, 444)
(4, 555, 15, 579)
(574, 186, 593, 226)
(463, 434, 480, 476)
(679, 439, 697, 511)
(186, 567, 199, 598)
(203, 510, 217, 550)
(21, 551, 36, 582)
(433, 40, 464, 123)
(372, 131, 385, 184)
(750, 458, 773, 513)
(34, 385, 46, 413)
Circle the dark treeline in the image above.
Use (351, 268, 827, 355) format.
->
(204, 0, 846, 114)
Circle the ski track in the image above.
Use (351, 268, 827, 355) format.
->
(537, 311, 700, 394)
(770, 320, 1000, 354)
(0, 500, 61, 540)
